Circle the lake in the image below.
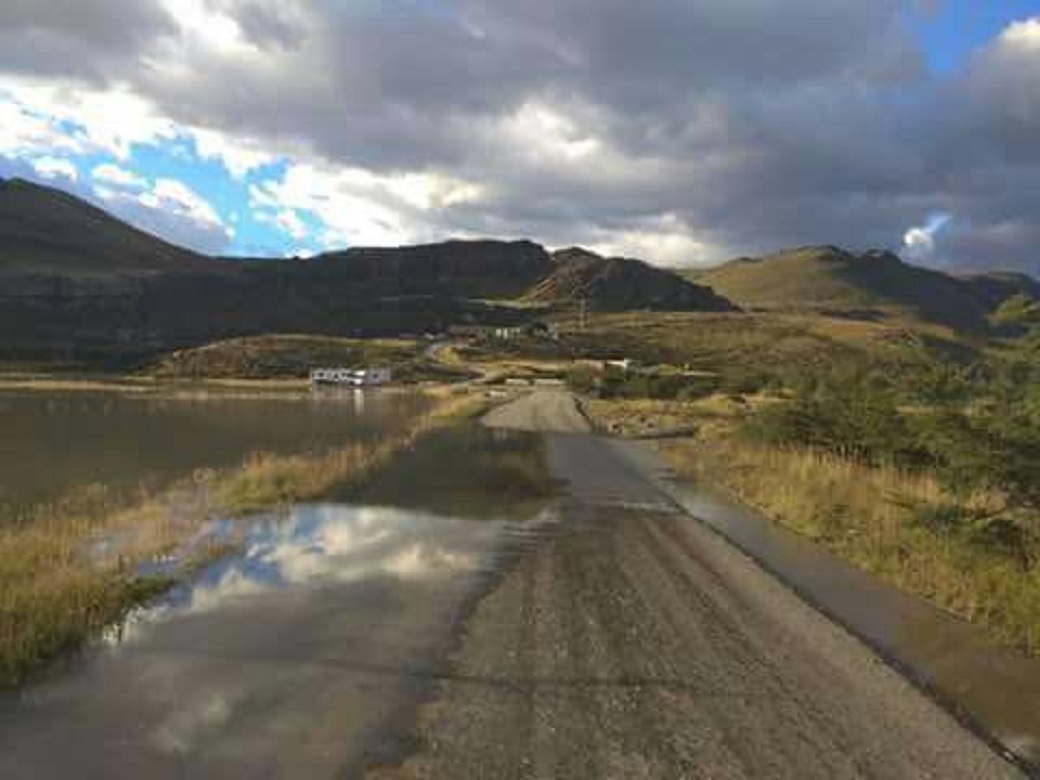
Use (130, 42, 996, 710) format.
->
(0, 388, 432, 515)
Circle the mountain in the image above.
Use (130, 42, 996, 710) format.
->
(295, 239, 555, 300)
(692, 245, 1001, 331)
(0, 180, 733, 365)
(957, 271, 1040, 310)
(0, 177, 220, 276)
(528, 247, 736, 312)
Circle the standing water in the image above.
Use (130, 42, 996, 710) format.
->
(0, 388, 431, 514)
(0, 417, 563, 779)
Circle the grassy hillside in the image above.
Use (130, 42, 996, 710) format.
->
(149, 335, 416, 378)
(148, 334, 476, 383)
(992, 294, 1040, 329)
(692, 245, 996, 332)
(550, 311, 978, 385)
(0, 178, 219, 276)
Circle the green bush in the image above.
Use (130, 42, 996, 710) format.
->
(743, 368, 922, 465)
(745, 356, 1040, 514)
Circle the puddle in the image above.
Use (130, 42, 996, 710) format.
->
(0, 425, 564, 780)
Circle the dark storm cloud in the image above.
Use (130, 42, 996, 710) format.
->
(0, 0, 1037, 271)
(0, 0, 175, 81)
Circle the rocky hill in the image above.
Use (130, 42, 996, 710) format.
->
(529, 248, 736, 312)
(295, 239, 555, 300)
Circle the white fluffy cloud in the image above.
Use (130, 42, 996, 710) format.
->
(1001, 17, 1040, 51)
(142, 178, 224, 230)
(94, 176, 231, 253)
(190, 126, 279, 179)
(587, 215, 719, 267)
(30, 155, 77, 182)
(92, 162, 146, 190)
(256, 207, 308, 241)
(3, 80, 280, 183)
(250, 161, 485, 248)
(0, 96, 88, 157)
(903, 213, 951, 260)
(2, 80, 177, 160)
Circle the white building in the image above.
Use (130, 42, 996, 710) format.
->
(310, 367, 393, 387)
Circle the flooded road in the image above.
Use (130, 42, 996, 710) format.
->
(0, 390, 1036, 777)
(0, 424, 563, 779)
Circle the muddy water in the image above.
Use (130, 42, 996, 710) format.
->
(0, 425, 563, 779)
(0, 389, 430, 514)
(614, 439, 1040, 772)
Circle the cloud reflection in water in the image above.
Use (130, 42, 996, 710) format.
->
(110, 502, 512, 647)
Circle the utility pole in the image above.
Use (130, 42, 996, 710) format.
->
(579, 296, 588, 332)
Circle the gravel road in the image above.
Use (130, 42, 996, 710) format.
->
(480, 390, 592, 433)
(376, 391, 1021, 779)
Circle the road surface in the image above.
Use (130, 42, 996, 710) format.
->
(378, 391, 1019, 779)
(480, 389, 592, 433)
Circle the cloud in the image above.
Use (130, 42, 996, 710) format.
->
(189, 126, 279, 179)
(0, 96, 89, 157)
(29, 155, 77, 182)
(2, 79, 177, 160)
(143, 178, 224, 230)
(96, 176, 231, 254)
(0, 0, 175, 83)
(0, 3, 1038, 273)
(249, 160, 485, 248)
(256, 208, 308, 241)
(903, 213, 952, 261)
(92, 162, 146, 190)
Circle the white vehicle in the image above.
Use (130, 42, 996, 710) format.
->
(310, 367, 393, 387)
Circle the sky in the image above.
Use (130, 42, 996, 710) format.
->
(0, 1, 1038, 273)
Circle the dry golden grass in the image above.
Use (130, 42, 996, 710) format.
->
(661, 434, 1040, 653)
(584, 394, 761, 438)
(0, 390, 486, 687)
(551, 310, 979, 378)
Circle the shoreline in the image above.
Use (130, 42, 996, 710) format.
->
(0, 389, 489, 689)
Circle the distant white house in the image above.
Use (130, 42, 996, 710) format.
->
(310, 367, 393, 387)
(448, 324, 524, 341)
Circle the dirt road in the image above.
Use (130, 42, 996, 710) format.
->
(380, 391, 1020, 778)
(481, 390, 592, 433)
